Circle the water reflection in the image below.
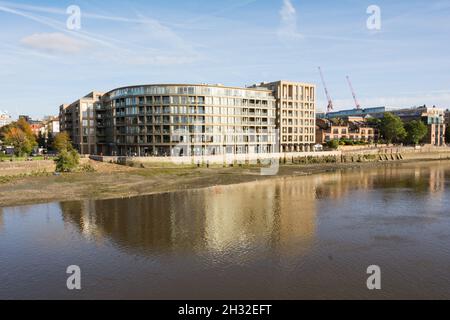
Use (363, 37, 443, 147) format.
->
(2, 161, 450, 299)
(58, 162, 450, 259)
(0, 208, 3, 231)
(60, 178, 318, 257)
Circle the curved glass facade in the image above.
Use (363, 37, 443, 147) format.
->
(61, 81, 317, 156)
(99, 85, 277, 156)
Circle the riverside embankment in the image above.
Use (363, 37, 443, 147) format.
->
(1, 146, 450, 207)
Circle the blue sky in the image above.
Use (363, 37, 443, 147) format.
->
(0, 0, 449, 118)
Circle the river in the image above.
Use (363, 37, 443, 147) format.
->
(1, 161, 450, 299)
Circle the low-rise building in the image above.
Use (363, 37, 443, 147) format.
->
(318, 105, 446, 146)
(315, 118, 377, 144)
(40, 116, 60, 137)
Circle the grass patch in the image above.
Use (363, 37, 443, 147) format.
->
(0, 155, 47, 162)
(0, 169, 51, 184)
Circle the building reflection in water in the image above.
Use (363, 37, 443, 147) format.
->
(59, 178, 318, 257)
(58, 162, 449, 257)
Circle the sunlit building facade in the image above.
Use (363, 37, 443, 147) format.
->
(59, 92, 103, 154)
(59, 81, 316, 156)
(0, 111, 13, 128)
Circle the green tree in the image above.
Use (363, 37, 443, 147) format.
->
(53, 132, 80, 172)
(326, 139, 340, 150)
(54, 149, 80, 172)
(380, 112, 406, 144)
(404, 120, 428, 145)
(37, 131, 46, 148)
(53, 132, 73, 153)
(46, 131, 55, 151)
(330, 117, 345, 126)
(366, 117, 381, 128)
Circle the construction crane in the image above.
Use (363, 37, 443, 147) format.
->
(318, 67, 333, 113)
(346, 75, 361, 110)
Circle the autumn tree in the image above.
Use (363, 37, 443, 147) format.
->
(53, 132, 73, 153)
(1, 119, 37, 156)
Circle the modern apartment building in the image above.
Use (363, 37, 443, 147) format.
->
(59, 81, 316, 156)
(59, 92, 103, 154)
(253, 81, 316, 152)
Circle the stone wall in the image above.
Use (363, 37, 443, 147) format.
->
(91, 151, 342, 166)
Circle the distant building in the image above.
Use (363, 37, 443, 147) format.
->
(315, 117, 378, 144)
(391, 106, 446, 146)
(445, 109, 450, 129)
(0, 111, 13, 128)
(38, 116, 60, 142)
(319, 105, 446, 146)
(41, 116, 60, 137)
(317, 107, 386, 119)
(18, 115, 31, 123)
(30, 122, 43, 136)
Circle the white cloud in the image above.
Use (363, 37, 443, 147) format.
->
(0, 2, 199, 65)
(20, 32, 88, 54)
(278, 0, 302, 41)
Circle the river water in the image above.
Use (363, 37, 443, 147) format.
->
(1, 161, 450, 299)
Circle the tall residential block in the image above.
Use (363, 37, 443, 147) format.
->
(59, 92, 103, 154)
(59, 81, 316, 156)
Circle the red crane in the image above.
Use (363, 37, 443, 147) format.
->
(346, 75, 361, 110)
(318, 67, 333, 113)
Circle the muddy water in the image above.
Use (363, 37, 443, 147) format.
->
(1, 161, 450, 299)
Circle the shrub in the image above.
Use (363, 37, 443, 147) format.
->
(78, 163, 96, 172)
(326, 140, 340, 149)
(54, 149, 80, 172)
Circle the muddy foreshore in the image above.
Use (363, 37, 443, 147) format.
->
(1, 157, 449, 208)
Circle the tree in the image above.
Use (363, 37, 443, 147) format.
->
(53, 132, 80, 172)
(330, 117, 345, 126)
(53, 132, 73, 153)
(326, 139, 340, 150)
(4, 127, 33, 156)
(16, 118, 36, 144)
(2, 118, 37, 157)
(37, 131, 46, 148)
(404, 120, 428, 145)
(46, 131, 55, 151)
(366, 117, 381, 128)
(54, 149, 80, 172)
(380, 112, 406, 144)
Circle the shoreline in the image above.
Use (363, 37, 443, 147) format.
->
(1, 157, 449, 208)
